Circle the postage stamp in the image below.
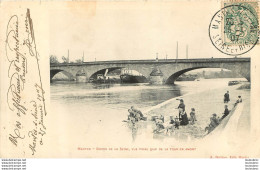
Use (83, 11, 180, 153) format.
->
(222, 0, 259, 45)
(209, 2, 259, 55)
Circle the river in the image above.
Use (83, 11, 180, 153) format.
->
(51, 78, 243, 110)
(50, 78, 247, 150)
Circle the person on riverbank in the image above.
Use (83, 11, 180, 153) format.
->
(131, 106, 144, 118)
(135, 112, 141, 121)
(220, 105, 229, 120)
(175, 116, 180, 129)
(159, 114, 164, 123)
(177, 99, 186, 119)
(166, 117, 175, 133)
(236, 96, 242, 103)
(127, 109, 136, 124)
(224, 91, 230, 103)
(234, 95, 243, 107)
(210, 113, 219, 127)
(190, 108, 197, 125)
(205, 113, 219, 133)
(129, 106, 145, 121)
(170, 116, 175, 124)
(127, 109, 135, 120)
(179, 108, 189, 126)
(154, 119, 165, 133)
(177, 99, 185, 111)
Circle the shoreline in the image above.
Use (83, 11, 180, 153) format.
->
(140, 82, 250, 140)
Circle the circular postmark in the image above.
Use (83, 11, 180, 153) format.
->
(209, 4, 259, 56)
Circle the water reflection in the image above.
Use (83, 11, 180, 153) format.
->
(51, 81, 183, 110)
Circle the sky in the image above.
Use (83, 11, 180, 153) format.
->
(48, 1, 253, 62)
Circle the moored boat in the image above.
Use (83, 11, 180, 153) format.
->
(120, 74, 147, 83)
(228, 80, 240, 86)
(176, 74, 197, 81)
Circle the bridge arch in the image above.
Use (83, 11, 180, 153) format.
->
(50, 69, 75, 81)
(164, 66, 250, 84)
(89, 67, 122, 79)
(165, 67, 205, 84)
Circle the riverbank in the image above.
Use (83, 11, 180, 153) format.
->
(142, 82, 250, 140)
(49, 78, 251, 157)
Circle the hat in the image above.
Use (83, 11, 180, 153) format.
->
(180, 99, 184, 102)
(191, 108, 195, 111)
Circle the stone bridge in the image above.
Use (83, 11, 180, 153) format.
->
(50, 58, 250, 84)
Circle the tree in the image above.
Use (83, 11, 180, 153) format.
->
(50, 55, 59, 64)
(62, 56, 69, 63)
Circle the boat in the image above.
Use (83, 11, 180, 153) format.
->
(228, 80, 240, 86)
(120, 74, 147, 83)
(91, 74, 106, 83)
(120, 68, 147, 83)
(176, 74, 197, 81)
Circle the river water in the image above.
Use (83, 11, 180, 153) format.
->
(50, 78, 247, 149)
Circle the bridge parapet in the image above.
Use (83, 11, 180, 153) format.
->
(50, 58, 250, 67)
(50, 58, 251, 83)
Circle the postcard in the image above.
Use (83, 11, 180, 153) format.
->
(0, 0, 259, 158)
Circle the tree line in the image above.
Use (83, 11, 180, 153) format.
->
(50, 55, 83, 64)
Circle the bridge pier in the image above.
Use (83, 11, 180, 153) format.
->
(76, 75, 87, 82)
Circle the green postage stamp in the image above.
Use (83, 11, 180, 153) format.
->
(209, 0, 259, 55)
(222, 0, 259, 46)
